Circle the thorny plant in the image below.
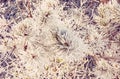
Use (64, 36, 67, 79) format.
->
(106, 23, 120, 43)
(0, 0, 36, 25)
(51, 27, 78, 54)
(40, 55, 97, 79)
(84, 55, 96, 71)
(0, 45, 21, 79)
(0, 0, 120, 79)
(60, 0, 100, 21)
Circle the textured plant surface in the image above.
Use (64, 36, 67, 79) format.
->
(0, 0, 120, 79)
